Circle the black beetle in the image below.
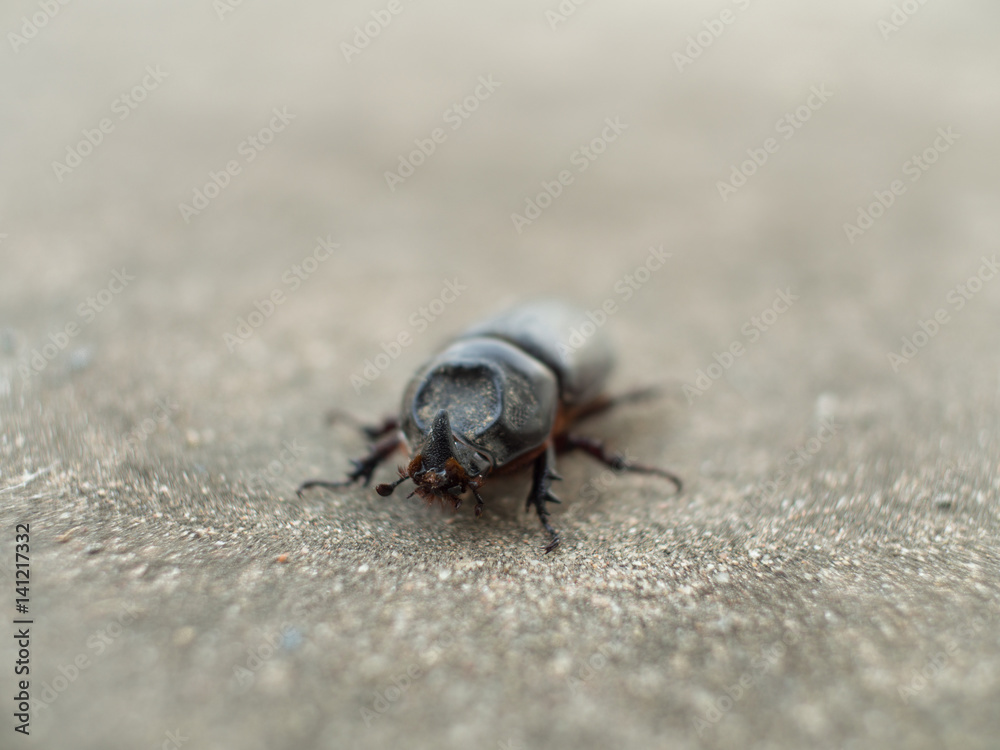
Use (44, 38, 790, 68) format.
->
(297, 301, 681, 552)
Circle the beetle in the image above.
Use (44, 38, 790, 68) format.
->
(297, 300, 682, 552)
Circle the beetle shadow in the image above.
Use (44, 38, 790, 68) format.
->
(396, 472, 535, 547)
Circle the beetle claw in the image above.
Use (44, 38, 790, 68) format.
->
(525, 448, 563, 551)
(471, 488, 486, 519)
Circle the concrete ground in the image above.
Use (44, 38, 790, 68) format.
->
(1, 1, 999, 748)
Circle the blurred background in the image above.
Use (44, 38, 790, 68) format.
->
(1, 1, 999, 749)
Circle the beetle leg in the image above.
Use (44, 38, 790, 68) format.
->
(526, 445, 562, 553)
(571, 385, 664, 423)
(297, 432, 403, 497)
(559, 434, 682, 492)
(360, 415, 400, 441)
(471, 487, 486, 518)
(323, 410, 400, 441)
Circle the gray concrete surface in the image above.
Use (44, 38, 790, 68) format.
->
(2, 1, 999, 748)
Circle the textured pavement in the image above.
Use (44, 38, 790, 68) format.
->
(1, 1, 999, 749)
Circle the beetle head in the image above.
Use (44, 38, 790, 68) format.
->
(376, 409, 492, 507)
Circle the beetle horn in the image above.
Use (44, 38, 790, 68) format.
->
(423, 409, 458, 468)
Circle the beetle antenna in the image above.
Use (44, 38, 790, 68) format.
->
(376, 476, 409, 496)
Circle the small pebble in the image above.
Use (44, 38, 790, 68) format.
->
(173, 626, 196, 647)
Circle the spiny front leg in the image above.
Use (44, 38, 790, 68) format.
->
(569, 385, 665, 424)
(560, 434, 682, 492)
(297, 432, 403, 497)
(526, 445, 563, 553)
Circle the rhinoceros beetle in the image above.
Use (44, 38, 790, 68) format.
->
(297, 301, 682, 552)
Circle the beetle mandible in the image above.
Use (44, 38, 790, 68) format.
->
(297, 300, 682, 552)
